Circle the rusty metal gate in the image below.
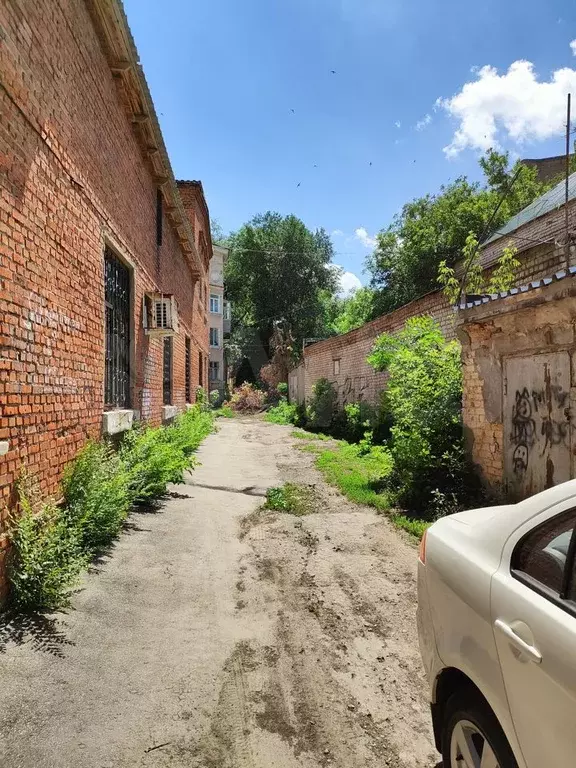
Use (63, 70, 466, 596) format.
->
(504, 352, 572, 499)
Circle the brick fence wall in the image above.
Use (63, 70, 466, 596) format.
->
(302, 291, 454, 407)
(0, 0, 209, 597)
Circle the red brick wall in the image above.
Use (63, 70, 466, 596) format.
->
(0, 0, 208, 591)
(303, 291, 454, 406)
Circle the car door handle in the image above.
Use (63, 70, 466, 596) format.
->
(494, 619, 542, 664)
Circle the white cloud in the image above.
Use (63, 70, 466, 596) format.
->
(416, 113, 432, 131)
(571, 39, 576, 56)
(331, 229, 344, 237)
(354, 227, 377, 248)
(438, 45, 576, 157)
(334, 265, 362, 296)
(394, 120, 401, 128)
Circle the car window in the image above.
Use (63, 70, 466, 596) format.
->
(512, 510, 576, 597)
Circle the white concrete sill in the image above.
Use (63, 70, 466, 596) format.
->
(162, 405, 178, 423)
(102, 410, 134, 436)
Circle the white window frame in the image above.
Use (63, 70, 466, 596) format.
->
(210, 327, 220, 348)
(209, 360, 220, 381)
(210, 294, 221, 314)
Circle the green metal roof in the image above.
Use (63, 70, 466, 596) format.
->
(484, 171, 576, 246)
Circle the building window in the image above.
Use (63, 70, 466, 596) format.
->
(198, 350, 203, 385)
(210, 327, 220, 347)
(185, 336, 191, 403)
(333, 359, 341, 375)
(210, 294, 220, 314)
(223, 301, 231, 320)
(163, 337, 172, 405)
(156, 188, 163, 247)
(209, 361, 220, 381)
(104, 247, 131, 409)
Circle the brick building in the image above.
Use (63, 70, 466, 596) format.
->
(0, 0, 211, 582)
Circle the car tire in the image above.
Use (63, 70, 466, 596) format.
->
(441, 688, 518, 768)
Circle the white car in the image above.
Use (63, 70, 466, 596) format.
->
(417, 480, 576, 768)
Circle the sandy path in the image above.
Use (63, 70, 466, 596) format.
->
(0, 417, 437, 767)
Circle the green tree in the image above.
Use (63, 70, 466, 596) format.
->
(366, 149, 552, 315)
(225, 212, 338, 356)
(321, 286, 376, 336)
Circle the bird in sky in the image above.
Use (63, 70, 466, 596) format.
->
(331, 70, 336, 74)
(369, 162, 372, 166)
(290, 108, 295, 114)
(297, 182, 301, 187)
(313, 164, 318, 168)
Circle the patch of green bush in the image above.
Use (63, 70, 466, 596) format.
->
(307, 378, 338, 431)
(264, 398, 297, 425)
(62, 441, 132, 550)
(8, 408, 214, 611)
(277, 382, 288, 396)
(265, 483, 317, 516)
(215, 404, 235, 418)
(368, 316, 476, 517)
(119, 426, 190, 503)
(9, 484, 87, 611)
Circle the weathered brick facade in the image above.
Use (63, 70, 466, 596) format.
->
(457, 274, 576, 500)
(0, 0, 210, 595)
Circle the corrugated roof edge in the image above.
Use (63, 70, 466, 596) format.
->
(457, 266, 576, 311)
(483, 171, 576, 247)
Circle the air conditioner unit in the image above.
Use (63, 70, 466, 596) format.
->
(143, 293, 179, 336)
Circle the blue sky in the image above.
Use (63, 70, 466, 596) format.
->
(124, 0, 576, 290)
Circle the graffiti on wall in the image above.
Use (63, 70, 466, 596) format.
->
(509, 384, 569, 476)
(336, 376, 369, 406)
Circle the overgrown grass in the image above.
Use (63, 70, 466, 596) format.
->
(265, 483, 317, 516)
(8, 408, 214, 611)
(290, 430, 330, 441)
(314, 442, 429, 538)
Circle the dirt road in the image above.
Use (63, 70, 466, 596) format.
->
(0, 418, 437, 767)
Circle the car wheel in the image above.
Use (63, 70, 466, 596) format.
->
(441, 689, 518, 768)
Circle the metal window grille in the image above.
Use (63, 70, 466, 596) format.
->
(104, 248, 131, 409)
(185, 336, 191, 402)
(163, 337, 173, 405)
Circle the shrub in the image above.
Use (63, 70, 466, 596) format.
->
(62, 441, 132, 551)
(307, 378, 338, 431)
(215, 404, 234, 418)
(277, 382, 288, 396)
(368, 316, 471, 516)
(168, 406, 214, 457)
(209, 389, 221, 407)
(9, 484, 87, 611)
(229, 383, 266, 412)
(8, 408, 214, 611)
(119, 425, 189, 503)
(264, 398, 297, 425)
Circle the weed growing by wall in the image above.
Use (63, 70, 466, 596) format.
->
(8, 408, 214, 611)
